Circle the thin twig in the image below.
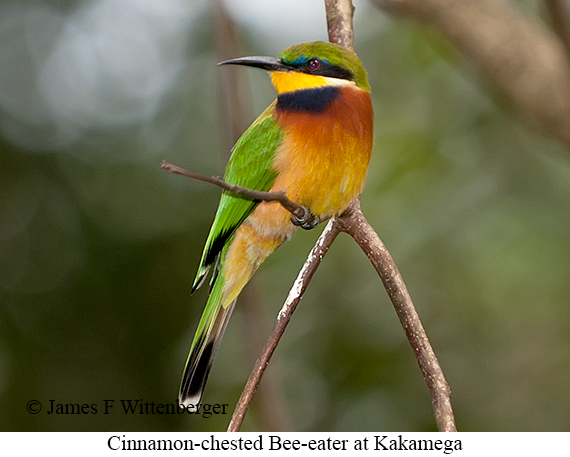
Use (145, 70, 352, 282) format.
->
(227, 220, 341, 432)
(334, 199, 457, 432)
(160, 160, 308, 221)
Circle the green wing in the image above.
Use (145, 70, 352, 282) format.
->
(192, 101, 282, 292)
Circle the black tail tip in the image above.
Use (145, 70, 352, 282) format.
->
(179, 392, 202, 409)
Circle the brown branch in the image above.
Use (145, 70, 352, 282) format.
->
(325, 0, 356, 51)
(334, 199, 457, 432)
(374, 0, 570, 148)
(160, 160, 309, 222)
(227, 220, 341, 432)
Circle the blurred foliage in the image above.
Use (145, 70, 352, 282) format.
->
(1, 0, 570, 432)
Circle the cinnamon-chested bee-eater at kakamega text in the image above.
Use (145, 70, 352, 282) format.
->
(179, 41, 374, 406)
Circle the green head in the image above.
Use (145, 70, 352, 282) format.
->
(278, 41, 370, 91)
(219, 41, 370, 92)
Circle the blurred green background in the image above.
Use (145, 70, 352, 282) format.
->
(1, 0, 570, 432)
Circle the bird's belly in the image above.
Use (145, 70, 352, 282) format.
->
(271, 126, 371, 220)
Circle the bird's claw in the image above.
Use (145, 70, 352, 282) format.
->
(291, 206, 320, 230)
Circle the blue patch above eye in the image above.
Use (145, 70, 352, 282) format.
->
(283, 55, 332, 68)
(285, 56, 307, 66)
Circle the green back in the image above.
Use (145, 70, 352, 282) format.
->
(192, 102, 282, 291)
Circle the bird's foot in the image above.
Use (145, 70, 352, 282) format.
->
(291, 206, 320, 230)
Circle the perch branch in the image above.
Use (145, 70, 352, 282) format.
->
(161, 160, 309, 222)
(325, 0, 356, 51)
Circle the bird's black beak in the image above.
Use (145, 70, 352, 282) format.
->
(218, 56, 290, 72)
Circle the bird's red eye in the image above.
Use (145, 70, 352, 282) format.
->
(307, 58, 320, 71)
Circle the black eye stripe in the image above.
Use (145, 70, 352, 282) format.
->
(281, 57, 354, 81)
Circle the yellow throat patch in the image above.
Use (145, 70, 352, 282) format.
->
(270, 71, 333, 94)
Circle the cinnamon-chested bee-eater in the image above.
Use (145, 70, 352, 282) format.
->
(179, 41, 373, 406)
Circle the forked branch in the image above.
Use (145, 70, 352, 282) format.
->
(162, 167, 456, 431)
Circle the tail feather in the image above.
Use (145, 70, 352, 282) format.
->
(191, 267, 209, 294)
(179, 285, 236, 407)
(181, 207, 291, 406)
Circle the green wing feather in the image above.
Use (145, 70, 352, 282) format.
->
(192, 101, 282, 292)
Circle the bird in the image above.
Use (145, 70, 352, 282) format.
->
(179, 41, 374, 407)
